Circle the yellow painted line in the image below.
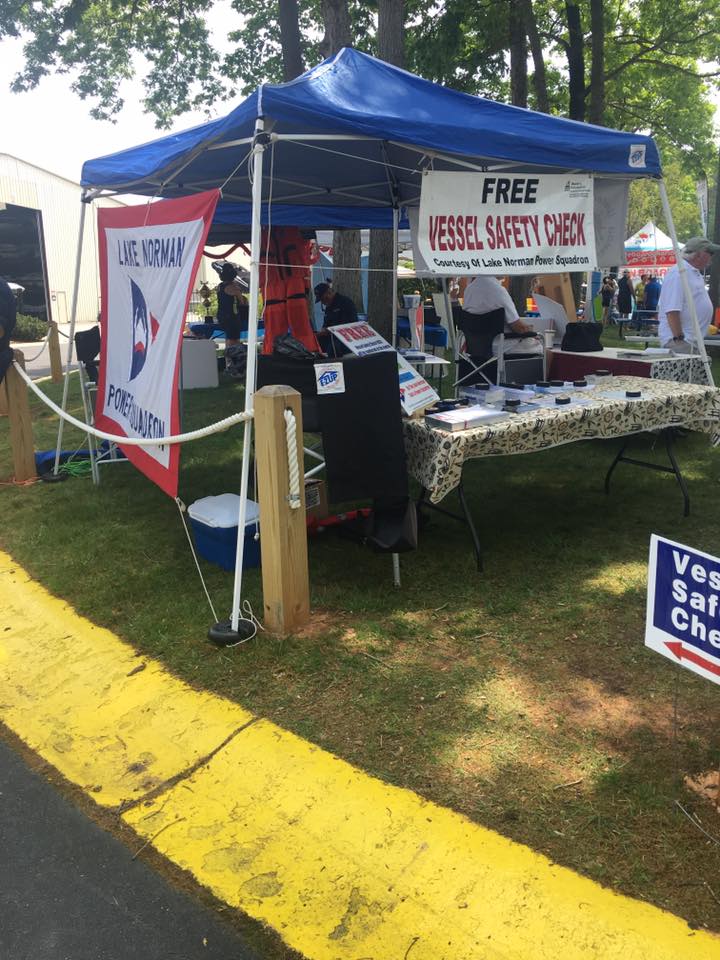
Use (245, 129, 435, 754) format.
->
(2, 548, 719, 959)
(0, 552, 252, 806)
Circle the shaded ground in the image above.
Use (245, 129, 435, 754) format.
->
(2, 346, 720, 932)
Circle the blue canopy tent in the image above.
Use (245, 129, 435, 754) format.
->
(74, 47, 706, 636)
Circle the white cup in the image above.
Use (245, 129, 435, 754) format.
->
(543, 329, 555, 349)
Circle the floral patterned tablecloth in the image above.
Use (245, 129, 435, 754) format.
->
(403, 376, 720, 504)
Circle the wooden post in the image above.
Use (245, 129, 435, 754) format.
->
(254, 384, 310, 634)
(5, 350, 36, 482)
(48, 321, 63, 383)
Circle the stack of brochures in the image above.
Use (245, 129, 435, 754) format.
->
(425, 405, 510, 432)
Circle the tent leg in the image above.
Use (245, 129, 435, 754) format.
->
(53, 201, 88, 474)
(441, 277, 456, 352)
(218, 118, 267, 642)
(391, 207, 399, 347)
(659, 180, 714, 387)
(585, 269, 594, 321)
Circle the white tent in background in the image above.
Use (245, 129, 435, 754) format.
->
(624, 221, 676, 278)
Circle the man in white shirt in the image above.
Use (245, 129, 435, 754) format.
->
(657, 236, 720, 352)
(532, 293, 569, 344)
(462, 275, 542, 356)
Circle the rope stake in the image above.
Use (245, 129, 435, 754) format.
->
(284, 408, 301, 509)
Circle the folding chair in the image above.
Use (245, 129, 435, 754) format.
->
(74, 325, 125, 483)
(454, 307, 542, 389)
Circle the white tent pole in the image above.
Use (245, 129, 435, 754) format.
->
(230, 118, 266, 633)
(53, 200, 88, 475)
(585, 270, 594, 321)
(392, 207, 399, 346)
(659, 180, 714, 387)
(441, 276, 456, 351)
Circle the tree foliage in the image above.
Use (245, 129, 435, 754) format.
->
(627, 154, 705, 239)
(2, 0, 718, 177)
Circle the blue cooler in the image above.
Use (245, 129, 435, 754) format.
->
(187, 494, 260, 571)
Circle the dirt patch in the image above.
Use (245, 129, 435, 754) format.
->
(685, 771, 720, 810)
(293, 609, 347, 640)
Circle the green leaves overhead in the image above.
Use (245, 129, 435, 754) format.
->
(2, 0, 719, 170)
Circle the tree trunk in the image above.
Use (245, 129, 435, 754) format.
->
(509, 3, 528, 109)
(520, 0, 549, 113)
(332, 230, 364, 308)
(278, 0, 304, 81)
(709, 145, 720, 310)
(368, 0, 405, 341)
(508, 6, 529, 314)
(320, 0, 352, 57)
(320, 0, 363, 313)
(588, 0, 605, 125)
(565, 1, 585, 121)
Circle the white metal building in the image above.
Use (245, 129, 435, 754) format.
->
(0, 152, 126, 326)
(0, 153, 218, 327)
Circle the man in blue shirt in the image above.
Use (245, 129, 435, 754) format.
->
(643, 275, 661, 313)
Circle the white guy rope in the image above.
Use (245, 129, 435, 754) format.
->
(284, 408, 301, 509)
(259, 261, 403, 274)
(14, 360, 252, 447)
(175, 498, 219, 621)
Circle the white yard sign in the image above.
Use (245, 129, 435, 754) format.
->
(330, 322, 439, 415)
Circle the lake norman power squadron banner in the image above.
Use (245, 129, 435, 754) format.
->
(416, 172, 596, 276)
(95, 190, 219, 497)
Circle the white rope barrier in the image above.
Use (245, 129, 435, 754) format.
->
(13, 360, 252, 447)
(284, 408, 301, 509)
(21, 328, 52, 363)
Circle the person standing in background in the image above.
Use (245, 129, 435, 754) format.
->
(643, 274, 661, 314)
(617, 270, 634, 322)
(657, 237, 720, 351)
(600, 276, 616, 326)
(634, 275, 647, 310)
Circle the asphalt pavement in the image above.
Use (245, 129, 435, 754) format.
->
(0, 737, 260, 960)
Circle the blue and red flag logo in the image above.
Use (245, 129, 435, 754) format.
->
(129, 278, 160, 381)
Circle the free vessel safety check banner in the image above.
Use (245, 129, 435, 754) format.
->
(95, 190, 219, 497)
(416, 172, 596, 276)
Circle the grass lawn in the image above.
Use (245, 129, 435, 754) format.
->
(3, 332, 720, 933)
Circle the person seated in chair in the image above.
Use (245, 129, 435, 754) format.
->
(314, 281, 358, 329)
(213, 261, 249, 378)
(528, 278, 568, 344)
(314, 281, 359, 355)
(463, 275, 542, 356)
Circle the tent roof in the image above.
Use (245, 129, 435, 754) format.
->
(206, 201, 408, 243)
(625, 221, 674, 250)
(81, 48, 662, 208)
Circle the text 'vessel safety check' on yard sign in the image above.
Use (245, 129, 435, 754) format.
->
(646, 534, 720, 684)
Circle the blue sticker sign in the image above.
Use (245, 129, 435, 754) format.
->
(646, 534, 720, 683)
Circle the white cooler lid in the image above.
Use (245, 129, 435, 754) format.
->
(188, 494, 259, 528)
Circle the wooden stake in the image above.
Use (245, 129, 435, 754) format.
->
(5, 350, 36, 482)
(48, 321, 63, 383)
(254, 384, 310, 634)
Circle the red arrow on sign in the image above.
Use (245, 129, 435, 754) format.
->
(665, 641, 720, 676)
